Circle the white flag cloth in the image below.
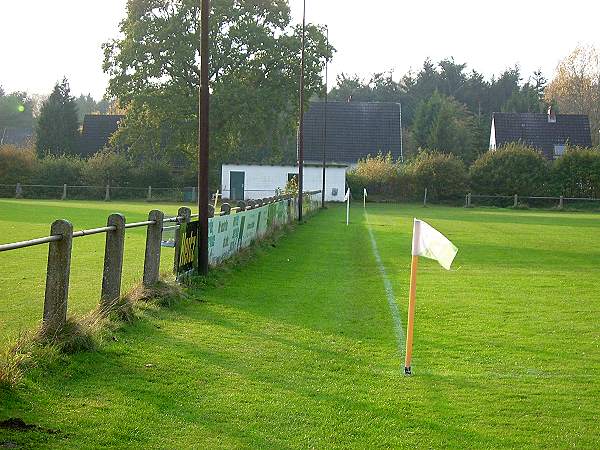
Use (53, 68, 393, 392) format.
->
(363, 188, 367, 198)
(344, 188, 350, 201)
(411, 218, 458, 270)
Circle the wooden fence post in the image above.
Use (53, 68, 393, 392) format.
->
(173, 207, 191, 274)
(100, 213, 126, 310)
(423, 188, 428, 207)
(15, 183, 23, 199)
(559, 195, 564, 209)
(42, 220, 73, 333)
(105, 184, 110, 202)
(143, 210, 164, 286)
(466, 192, 472, 208)
(513, 194, 518, 208)
(61, 184, 67, 200)
(147, 186, 152, 202)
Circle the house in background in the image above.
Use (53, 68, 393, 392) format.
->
(303, 101, 403, 164)
(221, 164, 347, 202)
(489, 107, 592, 160)
(0, 127, 33, 147)
(220, 101, 403, 202)
(79, 114, 124, 156)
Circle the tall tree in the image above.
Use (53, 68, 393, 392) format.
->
(35, 78, 80, 156)
(412, 91, 477, 163)
(546, 45, 600, 146)
(103, 0, 333, 181)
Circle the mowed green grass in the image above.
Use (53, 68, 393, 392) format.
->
(0, 199, 186, 345)
(1, 203, 600, 448)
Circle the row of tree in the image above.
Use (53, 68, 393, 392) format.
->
(347, 143, 600, 202)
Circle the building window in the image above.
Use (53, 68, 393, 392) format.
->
(554, 144, 566, 159)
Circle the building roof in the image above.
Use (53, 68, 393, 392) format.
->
(79, 114, 124, 156)
(492, 112, 592, 158)
(0, 127, 33, 147)
(303, 101, 402, 164)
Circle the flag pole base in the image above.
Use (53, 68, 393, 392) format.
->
(404, 366, 412, 376)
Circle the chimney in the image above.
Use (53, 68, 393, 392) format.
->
(548, 105, 557, 123)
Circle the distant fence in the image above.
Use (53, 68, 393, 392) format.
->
(464, 193, 600, 210)
(0, 191, 321, 335)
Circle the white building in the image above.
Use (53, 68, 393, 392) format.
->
(221, 164, 347, 202)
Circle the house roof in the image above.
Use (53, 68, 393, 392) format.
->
(0, 127, 33, 147)
(79, 114, 124, 156)
(303, 101, 402, 164)
(492, 112, 592, 158)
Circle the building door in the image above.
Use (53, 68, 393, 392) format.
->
(230, 171, 245, 201)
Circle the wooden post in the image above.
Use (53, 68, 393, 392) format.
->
(61, 184, 67, 200)
(559, 195, 564, 209)
(43, 220, 73, 334)
(105, 184, 110, 202)
(513, 194, 518, 208)
(143, 210, 164, 286)
(173, 207, 191, 275)
(423, 188, 428, 207)
(100, 213, 126, 310)
(15, 183, 22, 199)
(147, 186, 152, 202)
(468, 193, 472, 208)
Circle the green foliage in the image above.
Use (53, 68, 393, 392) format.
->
(470, 143, 550, 195)
(131, 160, 174, 188)
(82, 149, 133, 187)
(0, 91, 34, 129)
(412, 92, 477, 163)
(406, 150, 468, 200)
(35, 78, 80, 157)
(0, 145, 38, 184)
(552, 146, 600, 198)
(103, 0, 334, 179)
(346, 152, 400, 197)
(35, 154, 84, 186)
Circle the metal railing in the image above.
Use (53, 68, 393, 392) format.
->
(465, 193, 600, 209)
(0, 192, 313, 335)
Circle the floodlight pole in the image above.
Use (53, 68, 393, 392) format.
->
(297, 0, 306, 222)
(321, 26, 328, 209)
(198, 0, 210, 276)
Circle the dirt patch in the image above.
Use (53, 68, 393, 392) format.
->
(0, 418, 59, 434)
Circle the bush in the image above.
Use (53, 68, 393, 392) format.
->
(131, 159, 174, 188)
(406, 150, 468, 201)
(347, 152, 400, 198)
(82, 149, 133, 187)
(470, 143, 550, 196)
(35, 154, 84, 186)
(0, 144, 38, 184)
(552, 147, 600, 198)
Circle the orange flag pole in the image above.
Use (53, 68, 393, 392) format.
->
(405, 219, 421, 376)
(404, 254, 419, 375)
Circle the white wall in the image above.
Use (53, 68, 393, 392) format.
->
(221, 164, 347, 202)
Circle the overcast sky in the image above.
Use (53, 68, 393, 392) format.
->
(1, 0, 599, 99)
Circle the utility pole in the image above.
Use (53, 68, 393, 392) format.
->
(198, 0, 210, 275)
(297, 0, 306, 221)
(321, 26, 328, 209)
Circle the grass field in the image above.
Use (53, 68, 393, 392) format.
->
(0, 199, 185, 346)
(1, 201, 600, 448)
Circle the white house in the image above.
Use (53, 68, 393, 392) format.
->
(221, 164, 347, 202)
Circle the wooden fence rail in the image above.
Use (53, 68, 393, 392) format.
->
(0, 192, 313, 334)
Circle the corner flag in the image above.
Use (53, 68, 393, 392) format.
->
(405, 218, 458, 376)
(344, 188, 350, 225)
(363, 188, 367, 208)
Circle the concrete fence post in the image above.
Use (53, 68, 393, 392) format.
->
(513, 194, 518, 208)
(100, 213, 126, 310)
(105, 184, 110, 202)
(15, 183, 23, 199)
(61, 184, 67, 200)
(42, 219, 73, 333)
(559, 195, 564, 209)
(147, 186, 152, 202)
(173, 207, 191, 274)
(192, 187, 197, 203)
(143, 210, 164, 286)
(466, 192, 472, 208)
(423, 188, 428, 207)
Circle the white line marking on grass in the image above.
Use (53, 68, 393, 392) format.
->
(364, 210, 405, 358)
